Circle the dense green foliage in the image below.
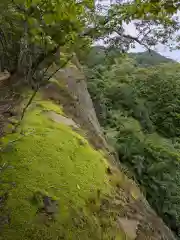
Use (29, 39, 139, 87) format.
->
(0, 0, 179, 85)
(1, 0, 180, 238)
(0, 0, 94, 84)
(129, 50, 174, 67)
(84, 46, 174, 68)
(85, 48, 180, 238)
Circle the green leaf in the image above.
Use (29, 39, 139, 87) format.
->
(43, 14, 55, 25)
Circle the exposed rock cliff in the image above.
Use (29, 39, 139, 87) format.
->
(0, 61, 177, 240)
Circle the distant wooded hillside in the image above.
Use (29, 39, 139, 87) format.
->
(84, 46, 174, 67)
(129, 50, 174, 67)
(84, 45, 180, 239)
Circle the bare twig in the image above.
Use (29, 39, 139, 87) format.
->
(21, 87, 39, 122)
(13, 87, 38, 130)
(31, 45, 60, 78)
(0, 130, 35, 154)
(46, 53, 74, 82)
(14, 51, 73, 130)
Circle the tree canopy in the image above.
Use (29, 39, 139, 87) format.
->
(85, 49, 180, 238)
(0, 0, 93, 83)
(92, 0, 180, 51)
(0, 0, 179, 86)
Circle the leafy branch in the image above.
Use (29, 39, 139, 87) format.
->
(16, 53, 74, 128)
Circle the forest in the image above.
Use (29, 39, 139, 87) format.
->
(0, 0, 180, 239)
(84, 47, 180, 237)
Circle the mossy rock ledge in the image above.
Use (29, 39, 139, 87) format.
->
(0, 85, 176, 239)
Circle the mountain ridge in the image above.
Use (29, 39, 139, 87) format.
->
(85, 46, 175, 67)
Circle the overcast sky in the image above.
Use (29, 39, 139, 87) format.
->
(97, 0, 180, 62)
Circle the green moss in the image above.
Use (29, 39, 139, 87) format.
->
(4, 123, 15, 134)
(34, 93, 63, 114)
(49, 77, 65, 88)
(0, 98, 125, 239)
(37, 100, 63, 114)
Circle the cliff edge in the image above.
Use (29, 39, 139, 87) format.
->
(0, 61, 176, 240)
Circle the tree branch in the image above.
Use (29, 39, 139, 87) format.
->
(20, 88, 38, 122)
(31, 45, 60, 77)
(45, 53, 74, 82)
(114, 30, 151, 52)
(15, 52, 74, 129)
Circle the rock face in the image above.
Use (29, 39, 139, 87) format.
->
(118, 218, 139, 240)
(44, 61, 176, 240)
(45, 60, 117, 161)
(0, 61, 177, 240)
